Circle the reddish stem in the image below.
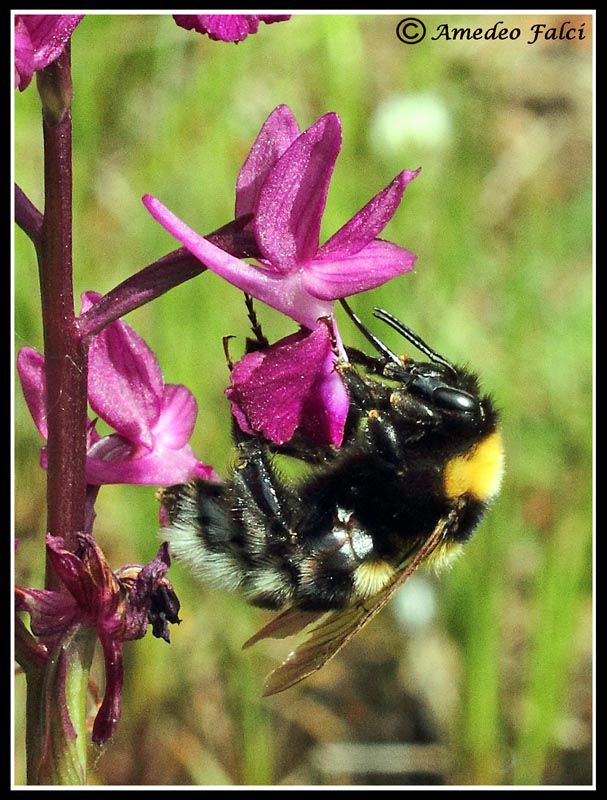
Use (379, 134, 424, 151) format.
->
(15, 184, 44, 250)
(77, 215, 257, 338)
(37, 48, 88, 586)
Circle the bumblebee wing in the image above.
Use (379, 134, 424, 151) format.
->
(261, 511, 456, 697)
(242, 608, 325, 649)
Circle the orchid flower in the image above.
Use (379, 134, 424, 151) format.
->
(143, 105, 419, 446)
(14, 14, 84, 91)
(144, 106, 418, 330)
(16, 535, 180, 744)
(173, 14, 291, 43)
(17, 292, 215, 486)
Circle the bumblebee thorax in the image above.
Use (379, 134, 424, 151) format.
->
(443, 430, 505, 502)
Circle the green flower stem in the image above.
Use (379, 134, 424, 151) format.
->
(24, 665, 45, 785)
(34, 627, 97, 785)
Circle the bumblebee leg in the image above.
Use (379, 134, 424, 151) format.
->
(161, 440, 301, 610)
(365, 412, 408, 463)
(337, 362, 393, 413)
(344, 346, 387, 376)
(234, 436, 298, 522)
(243, 293, 269, 349)
(228, 437, 305, 608)
(266, 434, 338, 465)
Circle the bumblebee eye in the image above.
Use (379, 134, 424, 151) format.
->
(433, 387, 478, 413)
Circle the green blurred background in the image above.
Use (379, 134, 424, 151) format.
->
(14, 13, 593, 787)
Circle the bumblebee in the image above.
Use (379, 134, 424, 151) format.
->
(160, 300, 504, 695)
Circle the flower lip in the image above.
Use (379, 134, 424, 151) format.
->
(226, 321, 349, 446)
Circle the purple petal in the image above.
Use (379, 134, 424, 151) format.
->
(85, 293, 164, 449)
(303, 239, 417, 301)
(152, 384, 197, 450)
(226, 350, 264, 436)
(22, 15, 84, 68)
(15, 586, 78, 639)
(319, 169, 420, 258)
(86, 417, 101, 448)
(15, 14, 84, 89)
(174, 14, 289, 43)
(143, 195, 334, 328)
(84, 485, 100, 535)
(17, 347, 47, 438)
(86, 433, 133, 464)
(174, 14, 259, 41)
(227, 332, 313, 444)
(257, 16, 292, 25)
(254, 113, 342, 272)
(14, 17, 34, 90)
(87, 436, 213, 486)
(45, 534, 122, 623)
(236, 105, 300, 217)
(300, 336, 349, 447)
(226, 325, 347, 445)
(15, 615, 49, 666)
(127, 543, 169, 608)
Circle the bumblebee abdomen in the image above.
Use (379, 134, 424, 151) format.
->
(159, 480, 297, 610)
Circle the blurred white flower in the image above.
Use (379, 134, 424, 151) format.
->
(369, 92, 453, 160)
(392, 573, 437, 633)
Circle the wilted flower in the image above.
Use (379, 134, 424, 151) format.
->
(17, 292, 214, 485)
(173, 14, 291, 43)
(14, 14, 84, 91)
(143, 105, 419, 447)
(16, 534, 180, 744)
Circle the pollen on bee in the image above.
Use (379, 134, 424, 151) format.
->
(353, 560, 395, 598)
(424, 542, 465, 574)
(443, 431, 505, 502)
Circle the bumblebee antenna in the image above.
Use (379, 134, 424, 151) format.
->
(339, 299, 402, 365)
(373, 307, 457, 374)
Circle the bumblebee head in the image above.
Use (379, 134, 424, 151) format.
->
(340, 300, 496, 435)
(386, 360, 491, 434)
